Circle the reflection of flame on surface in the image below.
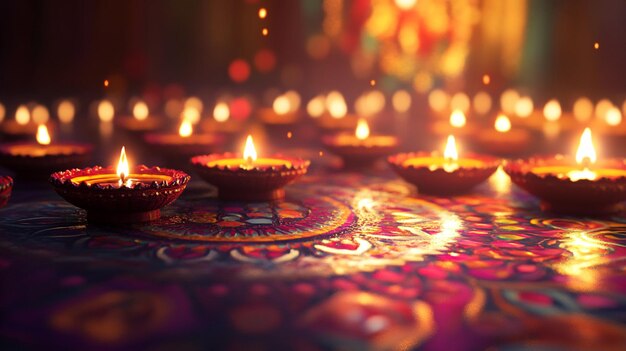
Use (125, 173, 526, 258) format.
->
(489, 166, 511, 195)
(178, 119, 193, 137)
(355, 118, 370, 140)
(554, 231, 610, 291)
(449, 109, 466, 128)
(494, 114, 511, 132)
(243, 135, 258, 163)
(36, 124, 51, 145)
(116, 146, 130, 183)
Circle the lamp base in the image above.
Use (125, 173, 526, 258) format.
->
(87, 209, 161, 224)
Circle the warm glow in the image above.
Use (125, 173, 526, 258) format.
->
(243, 135, 258, 163)
(604, 107, 622, 126)
(473, 92, 492, 115)
(573, 97, 593, 123)
(494, 114, 511, 132)
(116, 146, 130, 182)
(272, 95, 291, 115)
(32, 105, 50, 124)
(258, 7, 267, 19)
(355, 118, 370, 140)
(326, 91, 347, 119)
(182, 107, 200, 124)
(429, 89, 449, 113)
(15, 105, 30, 125)
(449, 109, 466, 128)
(57, 100, 75, 124)
(98, 100, 115, 122)
(500, 89, 519, 115)
(595, 99, 613, 120)
(543, 99, 562, 121)
(482, 74, 491, 85)
(213, 102, 230, 122)
(395, 0, 417, 10)
(307, 95, 326, 118)
(576, 128, 597, 165)
(0, 103, 5, 123)
(444, 135, 458, 161)
(184, 97, 203, 113)
(514, 97, 534, 118)
(284, 90, 301, 111)
(392, 90, 411, 113)
(36, 124, 51, 145)
(178, 119, 193, 137)
(132, 101, 149, 121)
(450, 92, 470, 113)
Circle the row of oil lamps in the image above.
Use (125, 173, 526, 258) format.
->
(0, 107, 624, 224)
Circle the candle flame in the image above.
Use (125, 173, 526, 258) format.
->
(272, 95, 291, 115)
(494, 114, 511, 132)
(116, 146, 129, 182)
(355, 118, 370, 140)
(133, 101, 149, 121)
(543, 99, 562, 121)
(213, 102, 230, 122)
(243, 135, 258, 163)
(178, 119, 193, 137)
(575, 128, 596, 165)
(36, 124, 51, 145)
(444, 135, 458, 161)
(449, 109, 466, 128)
(15, 105, 30, 125)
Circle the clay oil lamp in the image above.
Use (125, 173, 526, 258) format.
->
(0, 105, 38, 140)
(388, 135, 500, 195)
(0, 124, 92, 179)
(316, 91, 360, 132)
(430, 109, 475, 138)
(144, 118, 224, 164)
(505, 128, 626, 215)
(475, 114, 530, 157)
(49, 146, 190, 223)
(0, 175, 13, 208)
(191, 135, 309, 201)
(322, 118, 399, 168)
(115, 100, 163, 134)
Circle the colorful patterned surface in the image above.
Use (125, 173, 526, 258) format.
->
(0, 168, 625, 350)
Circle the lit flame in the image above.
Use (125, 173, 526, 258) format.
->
(568, 128, 597, 181)
(243, 135, 258, 164)
(444, 135, 458, 161)
(355, 118, 370, 140)
(116, 146, 130, 182)
(272, 95, 291, 115)
(213, 102, 230, 122)
(98, 100, 115, 122)
(604, 107, 622, 126)
(395, 0, 417, 10)
(36, 124, 51, 145)
(443, 135, 459, 173)
(182, 107, 200, 124)
(494, 114, 511, 132)
(543, 99, 562, 121)
(326, 91, 347, 119)
(15, 105, 30, 125)
(57, 100, 75, 124)
(32, 105, 50, 124)
(133, 101, 149, 121)
(575, 128, 596, 165)
(449, 109, 466, 128)
(514, 97, 534, 118)
(307, 95, 325, 118)
(178, 119, 193, 137)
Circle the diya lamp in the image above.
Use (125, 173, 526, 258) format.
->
(0, 175, 13, 208)
(0, 124, 92, 179)
(144, 118, 225, 165)
(0, 105, 38, 140)
(316, 91, 360, 132)
(115, 100, 163, 133)
(388, 135, 500, 195)
(191, 135, 309, 201)
(50, 146, 190, 223)
(505, 128, 626, 215)
(322, 118, 399, 168)
(474, 114, 530, 156)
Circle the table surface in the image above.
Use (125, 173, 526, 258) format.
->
(1, 161, 625, 351)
